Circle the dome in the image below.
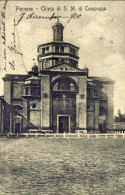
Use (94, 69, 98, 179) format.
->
(31, 63, 38, 76)
(52, 20, 64, 28)
(83, 66, 89, 71)
(32, 64, 38, 69)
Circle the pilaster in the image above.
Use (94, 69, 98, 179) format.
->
(41, 74, 51, 129)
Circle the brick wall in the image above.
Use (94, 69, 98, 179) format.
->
(4, 81, 11, 104)
(12, 82, 24, 98)
(76, 76, 87, 129)
(102, 83, 114, 129)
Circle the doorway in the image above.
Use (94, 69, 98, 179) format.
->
(99, 121, 106, 133)
(99, 124, 103, 133)
(15, 122, 21, 133)
(58, 115, 70, 133)
(13, 115, 22, 133)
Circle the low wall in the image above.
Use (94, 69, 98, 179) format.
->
(114, 122, 125, 130)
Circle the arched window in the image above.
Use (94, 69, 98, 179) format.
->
(13, 105, 23, 111)
(52, 77, 78, 93)
(58, 80, 70, 91)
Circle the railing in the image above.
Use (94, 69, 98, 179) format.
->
(114, 130, 125, 133)
(6, 132, 125, 138)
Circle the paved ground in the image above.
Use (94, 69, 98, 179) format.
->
(0, 137, 125, 194)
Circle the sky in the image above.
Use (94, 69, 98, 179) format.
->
(0, 0, 125, 116)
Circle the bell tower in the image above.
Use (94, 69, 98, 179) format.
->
(52, 19, 64, 41)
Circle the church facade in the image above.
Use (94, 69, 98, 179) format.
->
(1, 21, 114, 134)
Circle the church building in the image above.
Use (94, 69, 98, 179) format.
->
(1, 21, 114, 134)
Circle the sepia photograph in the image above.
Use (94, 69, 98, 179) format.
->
(0, 0, 125, 194)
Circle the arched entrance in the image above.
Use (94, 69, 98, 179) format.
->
(52, 77, 79, 133)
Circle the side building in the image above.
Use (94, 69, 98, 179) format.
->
(1, 21, 115, 134)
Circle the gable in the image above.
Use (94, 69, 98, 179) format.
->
(47, 63, 83, 72)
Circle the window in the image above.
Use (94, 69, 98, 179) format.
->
(88, 88, 98, 97)
(73, 49, 75, 55)
(71, 60, 76, 66)
(55, 46, 59, 53)
(53, 78, 78, 93)
(13, 105, 23, 111)
(87, 88, 94, 97)
(87, 88, 91, 96)
(61, 59, 64, 62)
(25, 88, 29, 95)
(75, 50, 78, 56)
(42, 48, 45, 54)
(53, 83, 58, 91)
(70, 47, 73, 53)
(94, 89, 97, 96)
(31, 103, 37, 109)
(46, 46, 49, 51)
(58, 80, 70, 91)
(70, 83, 75, 92)
(36, 88, 40, 96)
(60, 46, 64, 53)
(55, 59, 59, 64)
(99, 107, 106, 115)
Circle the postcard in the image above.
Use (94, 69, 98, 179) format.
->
(0, 0, 125, 194)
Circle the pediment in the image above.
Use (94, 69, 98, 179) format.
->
(47, 62, 83, 72)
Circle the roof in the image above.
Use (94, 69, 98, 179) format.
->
(40, 62, 89, 76)
(52, 21, 64, 28)
(2, 74, 29, 81)
(89, 77, 115, 83)
(46, 62, 83, 72)
(37, 41, 79, 51)
(32, 64, 38, 69)
(83, 66, 89, 71)
(26, 76, 40, 80)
